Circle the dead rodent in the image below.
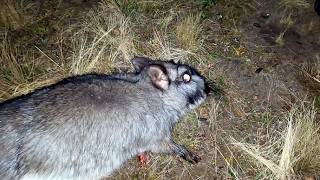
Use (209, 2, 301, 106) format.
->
(0, 56, 211, 180)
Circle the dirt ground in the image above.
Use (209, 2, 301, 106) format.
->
(1, 0, 319, 179)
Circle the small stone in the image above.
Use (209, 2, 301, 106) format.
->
(255, 67, 263, 73)
(261, 13, 270, 19)
(198, 117, 208, 122)
(253, 22, 261, 28)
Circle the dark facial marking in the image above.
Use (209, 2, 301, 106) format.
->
(188, 90, 203, 105)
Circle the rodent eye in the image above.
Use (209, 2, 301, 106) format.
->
(182, 73, 191, 83)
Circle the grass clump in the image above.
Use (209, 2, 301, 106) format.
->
(113, 0, 138, 17)
(297, 58, 320, 95)
(0, 32, 63, 100)
(0, 0, 25, 30)
(279, 0, 311, 10)
(71, 0, 136, 74)
(276, 0, 312, 46)
(0, 0, 137, 98)
(232, 103, 320, 179)
(175, 14, 202, 53)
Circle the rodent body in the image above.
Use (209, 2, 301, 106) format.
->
(0, 57, 210, 179)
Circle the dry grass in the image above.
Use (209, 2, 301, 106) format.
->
(0, 32, 63, 100)
(0, 0, 25, 30)
(0, 0, 138, 98)
(175, 14, 202, 54)
(276, 13, 295, 46)
(276, 0, 312, 46)
(232, 103, 320, 179)
(70, 0, 207, 74)
(298, 57, 320, 95)
(279, 0, 311, 10)
(147, 29, 192, 62)
(70, 0, 137, 74)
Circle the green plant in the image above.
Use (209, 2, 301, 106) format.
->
(113, 0, 138, 17)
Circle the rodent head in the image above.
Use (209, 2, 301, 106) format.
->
(131, 56, 211, 110)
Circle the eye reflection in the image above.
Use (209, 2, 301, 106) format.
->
(183, 73, 191, 83)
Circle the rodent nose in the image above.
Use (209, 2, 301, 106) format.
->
(204, 82, 212, 94)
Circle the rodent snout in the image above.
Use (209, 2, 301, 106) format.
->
(204, 81, 213, 95)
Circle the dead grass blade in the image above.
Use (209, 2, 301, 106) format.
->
(231, 103, 320, 179)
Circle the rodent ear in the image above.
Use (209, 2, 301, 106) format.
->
(148, 65, 169, 90)
(131, 56, 151, 72)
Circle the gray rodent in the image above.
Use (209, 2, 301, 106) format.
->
(0, 56, 211, 180)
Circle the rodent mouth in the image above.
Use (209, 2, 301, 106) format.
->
(188, 89, 205, 106)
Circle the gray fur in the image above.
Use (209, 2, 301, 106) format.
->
(0, 57, 209, 180)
